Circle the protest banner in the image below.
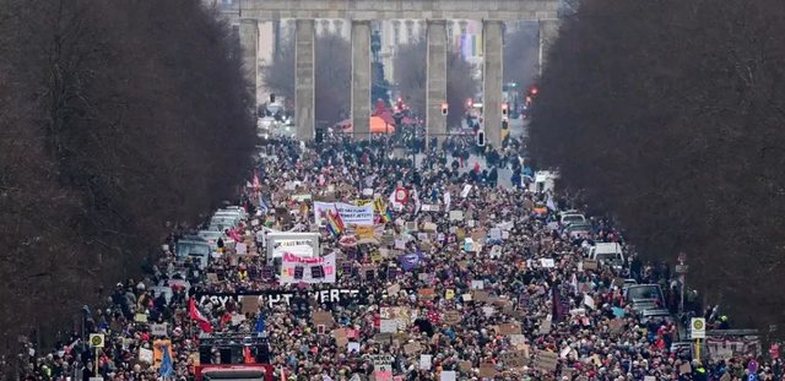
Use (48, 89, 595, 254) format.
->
(280, 253, 336, 284)
(313, 201, 374, 226)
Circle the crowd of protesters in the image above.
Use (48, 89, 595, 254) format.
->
(22, 131, 783, 381)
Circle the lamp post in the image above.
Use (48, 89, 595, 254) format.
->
(676, 252, 688, 314)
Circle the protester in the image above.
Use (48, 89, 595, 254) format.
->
(25, 130, 777, 381)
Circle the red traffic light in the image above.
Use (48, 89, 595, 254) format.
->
(529, 86, 539, 96)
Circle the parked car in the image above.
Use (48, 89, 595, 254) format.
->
(175, 237, 211, 269)
(589, 242, 625, 269)
(565, 222, 592, 239)
(625, 284, 665, 313)
(560, 210, 586, 226)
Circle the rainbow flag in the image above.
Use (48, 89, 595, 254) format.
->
(326, 210, 345, 237)
(374, 197, 392, 223)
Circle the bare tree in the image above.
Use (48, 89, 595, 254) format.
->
(262, 32, 351, 126)
(503, 22, 539, 87)
(0, 0, 256, 367)
(394, 39, 478, 128)
(530, 0, 785, 332)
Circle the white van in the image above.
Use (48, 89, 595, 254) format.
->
(589, 242, 624, 269)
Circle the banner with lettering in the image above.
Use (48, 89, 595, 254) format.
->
(314, 202, 374, 226)
(280, 253, 337, 284)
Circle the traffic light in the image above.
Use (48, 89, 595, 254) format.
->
(529, 86, 539, 96)
(476, 130, 486, 147)
(501, 103, 508, 117)
(440, 103, 448, 116)
(269, 93, 276, 103)
(502, 120, 509, 130)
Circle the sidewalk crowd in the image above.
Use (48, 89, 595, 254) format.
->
(23, 133, 783, 381)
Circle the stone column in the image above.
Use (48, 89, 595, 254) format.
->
(538, 19, 560, 76)
(483, 20, 504, 149)
(426, 20, 447, 147)
(295, 19, 315, 141)
(239, 19, 259, 111)
(351, 20, 372, 139)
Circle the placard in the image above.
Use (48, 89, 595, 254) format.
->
(440, 371, 456, 381)
(418, 288, 435, 299)
(582, 259, 598, 271)
(312, 311, 335, 327)
(420, 354, 432, 370)
(471, 280, 485, 289)
(241, 295, 260, 314)
(500, 351, 528, 368)
(443, 311, 462, 325)
(380, 319, 398, 333)
(535, 350, 559, 372)
(280, 253, 336, 284)
(138, 347, 153, 364)
(449, 211, 464, 221)
(471, 289, 490, 302)
(479, 363, 496, 378)
(150, 323, 167, 337)
(403, 342, 421, 355)
(498, 323, 521, 336)
(540, 258, 555, 268)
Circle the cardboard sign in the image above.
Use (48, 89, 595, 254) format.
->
(458, 361, 472, 372)
(443, 311, 462, 325)
(449, 211, 464, 221)
(440, 371, 457, 381)
(679, 362, 692, 374)
(500, 351, 529, 368)
(471, 289, 490, 302)
(134, 313, 148, 323)
(387, 283, 401, 296)
(206, 273, 219, 283)
(356, 226, 375, 240)
(150, 323, 167, 337)
(498, 323, 521, 336)
(510, 334, 527, 347)
(582, 259, 599, 271)
(540, 258, 555, 268)
(312, 311, 335, 327)
(535, 350, 559, 372)
(403, 342, 421, 355)
(241, 295, 260, 314)
(479, 363, 496, 378)
(423, 222, 437, 232)
(333, 328, 349, 347)
(471, 280, 485, 289)
(445, 289, 455, 300)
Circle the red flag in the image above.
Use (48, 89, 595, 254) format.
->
(188, 298, 213, 333)
(252, 171, 261, 190)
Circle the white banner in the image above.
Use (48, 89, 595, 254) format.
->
(280, 253, 336, 284)
(313, 202, 374, 226)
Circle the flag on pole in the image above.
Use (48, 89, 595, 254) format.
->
(159, 344, 174, 378)
(373, 197, 392, 223)
(188, 298, 213, 333)
(325, 210, 345, 237)
(412, 187, 421, 215)
(252, 171, 261, 190)
(255, 313, 266, 336)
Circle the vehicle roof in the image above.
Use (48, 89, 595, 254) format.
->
(642, 309, 670, 316)
(593, 242, 622, 254)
